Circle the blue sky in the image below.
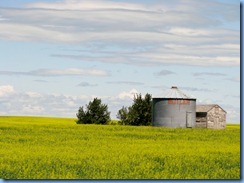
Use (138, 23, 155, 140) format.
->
(0, 0, 240, 122)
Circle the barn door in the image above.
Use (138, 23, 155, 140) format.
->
(216, 117, 219, 128)
(186, 112, 192, 128)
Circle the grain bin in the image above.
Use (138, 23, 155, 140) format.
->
(152, 86, 196, 128)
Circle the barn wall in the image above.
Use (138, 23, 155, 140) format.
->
(207, 107, 226, 129)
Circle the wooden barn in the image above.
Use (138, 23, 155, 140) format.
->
(196, 104, 226, 129)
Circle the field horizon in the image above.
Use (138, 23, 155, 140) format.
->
(0, 115, 240, 124)
(0, 116, 240, 179)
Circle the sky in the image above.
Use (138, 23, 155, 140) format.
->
(0, 0, 240, 123)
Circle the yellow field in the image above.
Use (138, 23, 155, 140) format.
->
(0, 116, 240, 179)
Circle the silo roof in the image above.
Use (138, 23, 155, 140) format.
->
(163, 86, 195, 99)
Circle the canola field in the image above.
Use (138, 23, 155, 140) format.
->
(0, 116, 240, 179)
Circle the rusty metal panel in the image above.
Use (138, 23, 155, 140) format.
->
(168, 99, 190, 105)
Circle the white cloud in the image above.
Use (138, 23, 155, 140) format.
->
(26, 0, 147, 11)
(225, 108, 240, 123)
(197, 99, 215, 105)
(0, 87, 140, 118)
(24, 0, 239, 26)
(0, 68, 109, 77)
(22, 104, 45, 114)
(52, 52, 240, 67)
(181, 87, 214, 92)
(0, 0, 239, 67)
(118, 89, 139, 100)
(225, 77, 240, 83)
(0, 15, 7, 21)
(0, 22, 80, 43)
(193, 72, 226, 77)
(26, 91, 43, 98)
(107, 81, 144, 86)
(0, 90, 89, 117)
(32, 68, 109, 77)
(0, 85, 14, 96)
(168, 27, 211, 36)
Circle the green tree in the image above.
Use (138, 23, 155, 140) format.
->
(117, 93, 152, 126)
(116, 106, 129, 125)
(76, 98, 110, 124)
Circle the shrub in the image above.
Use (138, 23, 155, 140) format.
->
(117, 93, 152, 126)
(76, 98, 110, 124)
(116, 106, 130, 125)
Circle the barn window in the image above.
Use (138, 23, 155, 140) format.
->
(196, 112, 207, 117)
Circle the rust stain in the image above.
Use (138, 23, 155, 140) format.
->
(168, 99, 190, 105)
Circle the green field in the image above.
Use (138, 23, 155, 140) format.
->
(0, 116, 240, 179)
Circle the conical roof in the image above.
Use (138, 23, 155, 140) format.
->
(163, 86, 195, 99)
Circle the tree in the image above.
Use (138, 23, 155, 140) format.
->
(116, 106, 129, 125)
(76, 98, 111, 124)
(117, 93, 152, 126)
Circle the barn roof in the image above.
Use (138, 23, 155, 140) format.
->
(163, 86, 196, 99)
(196, 104, 227, 113)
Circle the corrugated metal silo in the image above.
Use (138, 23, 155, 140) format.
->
(152, 86, 196, 128)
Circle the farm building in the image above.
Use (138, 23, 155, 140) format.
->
(196, 104, 226, 129)
(152, 86, 196, 128)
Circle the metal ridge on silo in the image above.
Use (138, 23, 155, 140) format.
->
(163, 86, 196, 99)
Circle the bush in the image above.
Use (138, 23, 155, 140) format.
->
(117, 93, 152, 126)
(116, 106, 130, 125)
(76, 98, 111, 124)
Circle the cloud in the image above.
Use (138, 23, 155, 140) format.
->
(26, 91, 43, 98)
(193, 72, 227, 77)
(221, 104, 240, 123)
(31, 68, 109, 77)
(77, 82, 98, 87)
(0, 68, 109, 77)
(225, 77, 240, 83)
(224, 94, 240, 99)
(34, 79, 48, 83)
(0, 85, 14, 96)
(168, 27, 211, 37)
(117, 89, 139, 100)
(0, 88, 90, 117)
(24, 0, 239, 26)
(181, 87, 214, 92)
(155, 70, 175, 76)
(22, 104, 45, 114)
(0, 15, 8, 21)
(107, 81, 144, 86)
(151, 85, 168, 89)
(52, 52, 239, 67)
(0, 0, 239, 67)
(26, 0, 147, 11)
(0, 86, 139, 119)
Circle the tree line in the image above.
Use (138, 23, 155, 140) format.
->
(76, 93, 152, 126)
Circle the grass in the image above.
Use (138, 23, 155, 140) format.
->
(0, 116, 240, 179)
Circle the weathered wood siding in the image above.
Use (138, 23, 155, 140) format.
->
(207, 107, 226, 129)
